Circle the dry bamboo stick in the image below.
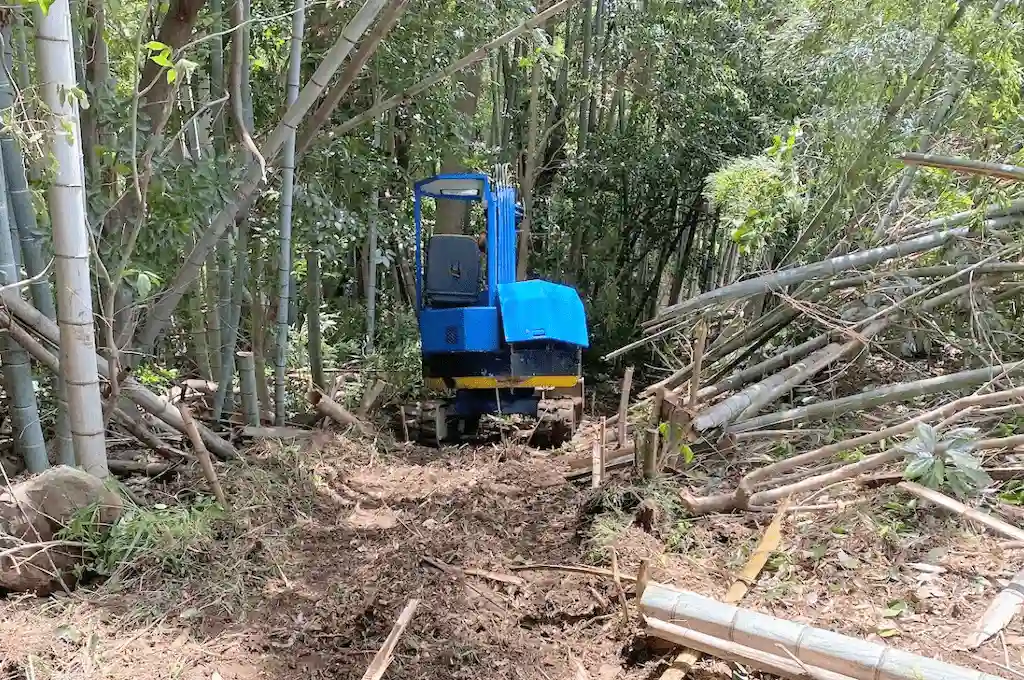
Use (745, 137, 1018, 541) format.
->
(688, 321, 708, 410)
(898, 481, 1024, 542)
(659, 502, 789, 680)
(617, 366, 634, 448)
(642, 583, 1004, 680)
(359, 599, 420, 680)
(177, 403, 231, 513)
(637, 227, 970, 334)
(591, 440, 602, 489)
(648, 619, 859, 680)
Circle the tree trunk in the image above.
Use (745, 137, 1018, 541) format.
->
(516, 48, 543, 281)
(435, 64, 482, 234)
(35, 0, 108, 477)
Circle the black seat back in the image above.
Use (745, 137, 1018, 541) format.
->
(425, 234, 481, 306)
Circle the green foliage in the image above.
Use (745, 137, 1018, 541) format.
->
(59, 496, 226, 577)
(899, 423, 992, 497)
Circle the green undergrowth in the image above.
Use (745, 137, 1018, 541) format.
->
(57, 441, 333, 625)
(580, 477, 692, 563)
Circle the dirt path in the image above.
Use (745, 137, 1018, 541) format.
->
(0, 435, 1019, 679)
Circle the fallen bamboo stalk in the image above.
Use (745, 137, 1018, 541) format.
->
(648, 619, 858, 680)
(636, 227, 970, 336)
(178, 403, 231, 513)
(694, 350, 841, 432)
(107, 460, 177, 477)
(309, 389, 373, 435)
(0, 299, 239, 459)
(898, 481, 1024, 542)
(642, 583, 1005, 680)
(698, 333, 831, 402)
(862, 466, 1024, 489)
(899, 152, 1024, 182)
(241, 425, 315, 440)
(359, 599, 420, 680)
(746, 386, 1024, 487)
(688, 430, 1024, 515)
(113, 407, 194, 462)
(728, 361, 1024, 434)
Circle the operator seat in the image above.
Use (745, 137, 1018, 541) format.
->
(424, 234, 481, 306)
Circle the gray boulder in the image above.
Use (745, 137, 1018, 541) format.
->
(0, 465, 123, 594)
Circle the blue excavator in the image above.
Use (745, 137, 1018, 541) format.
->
(404, 172, 590, 446)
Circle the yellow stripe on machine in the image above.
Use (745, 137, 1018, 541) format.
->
(424, 375, 579, 390)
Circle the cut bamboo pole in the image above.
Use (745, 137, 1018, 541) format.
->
(898, 481, 1024, 542)
(599, 416, 607, 477)
(591, 440, 602, 489)
(617, 366, 634, 449)
(644, 389, 664, 479)
(360, 598, 419, 680)
(648, 619, 858, 680)
(642, 583, 1005, 680)
(236, 351, 260, 426)
(966, 564, 1024, 650)
(177, 403, 231, 513)
(357, 379, 386, 419)
(309, 389, 373, 436)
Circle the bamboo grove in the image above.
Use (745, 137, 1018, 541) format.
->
(0, 0, 1022, 476)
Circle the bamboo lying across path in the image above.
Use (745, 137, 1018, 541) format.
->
(642, 583, 1005, 680)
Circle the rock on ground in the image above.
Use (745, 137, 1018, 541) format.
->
(0, 465, 123, 594)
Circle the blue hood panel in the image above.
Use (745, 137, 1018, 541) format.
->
(497, 280, 590, 348)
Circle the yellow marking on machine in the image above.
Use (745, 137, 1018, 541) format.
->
(424, 375, 580, 391)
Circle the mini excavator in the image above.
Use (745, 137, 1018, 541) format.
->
(403, 172, 589, 446)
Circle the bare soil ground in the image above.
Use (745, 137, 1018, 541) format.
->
(0, 424, 1019, 679)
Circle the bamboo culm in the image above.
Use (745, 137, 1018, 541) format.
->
(728, 361, 1024, 434)
(236, 351, 260, 426)
(3, 295, 238, 460)
(0, 31, 74, 466)
(642, 583, 1003, 680)
(306, 243, 324, 390)
(637, 227, 970, 338)
(274, 0, 306, 426)
(0, 116, 47, 472)
(34, 0, 109, 477)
